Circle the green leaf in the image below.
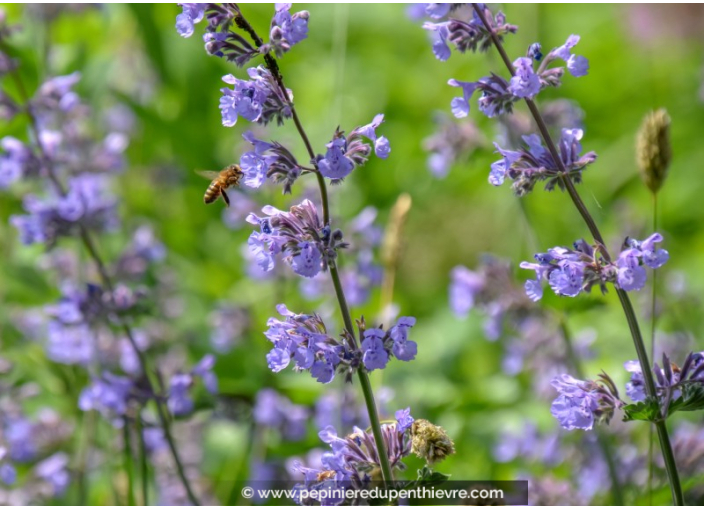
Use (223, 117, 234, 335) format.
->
(414, 466, 451, 487)
(622, 397, 661, 422)
(623, 384, 704, 422)
(668, 383, 704, 414)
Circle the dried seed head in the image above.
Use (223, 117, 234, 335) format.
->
(636, 108, 671, 194)
(411, 419, 456, 464)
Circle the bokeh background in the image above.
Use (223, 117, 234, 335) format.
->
(1, 3, 704, 505)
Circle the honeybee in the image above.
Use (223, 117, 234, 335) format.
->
(196, 164, 244, 207)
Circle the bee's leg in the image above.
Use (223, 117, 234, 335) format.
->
(221, 189, 231, 207)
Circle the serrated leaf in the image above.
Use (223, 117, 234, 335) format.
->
(413, 467, 451, 488)
(622, 398, 661, 422)
(669, 383, 704, 413)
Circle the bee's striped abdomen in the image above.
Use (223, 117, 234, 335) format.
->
(204, 182, 221, 204)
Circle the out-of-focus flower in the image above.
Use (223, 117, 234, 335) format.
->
(176, 3, 207, 38)
(423, 112, 486, 178)
(253, 388, 309, 441)
(11, 174, 119, 246)
(78, 372, 135, 422)
(268, 3, 309, 57)
(167, 355, 219, 416)
(34, 453, 70, 497)
(209, 304, 249, 353)
(0, 137, 41, 188)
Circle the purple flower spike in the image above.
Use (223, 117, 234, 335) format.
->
(449, 265, 485, 316)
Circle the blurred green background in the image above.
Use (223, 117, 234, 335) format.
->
(1, 3, 704, 505)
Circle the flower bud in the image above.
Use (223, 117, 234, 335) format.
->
(636, 108, 671, 194)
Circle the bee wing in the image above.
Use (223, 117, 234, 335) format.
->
(195, 170, 221, 180)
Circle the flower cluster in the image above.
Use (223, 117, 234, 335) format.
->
(78, 372, 138, 421)
(300, 206, 383, 307)
(3, 71, 131, 246)
(34, 453, 71, 497)
(553, 352, 704, 431)
(421, 4, 517, 60)
(520, 234, 669, 301)
(291, 409, 414, 505)
(625, 352, 704, 413)
(246, 199, 342, 278)
(0, 402, 73, 502)
(11, 174, 118, 246)
(489, 129, 597, 195)
(113, 225, 167, 280)
(550, 373, 623, 431)
(264, 305, 416, 383)
(175, 3, 209, 38)
(239, 113, 391, 191)
(361, 317, 418, 370)
(317, 114, 391, 180)
(447, 34, 589, 119)
(2, 71, 128, 181)
(239, 130, 302, 192)
(219, 66, 293, 127)
(267, 3, 310, 57)
(177, 4, 308, 61)
(264, 304, 353, 383)
(43, 283, 141, 366)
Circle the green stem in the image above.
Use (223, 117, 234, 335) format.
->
(330, 264, 394, 485)
(471, 4, 683, 504)
(4, 46, 201, 506)
(123, 419, 137, 506)
(648, 192, 658, 504)
(136, 412, 150, 506)
(74, 409, 95, 505)
(233, 9, 393, 485)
